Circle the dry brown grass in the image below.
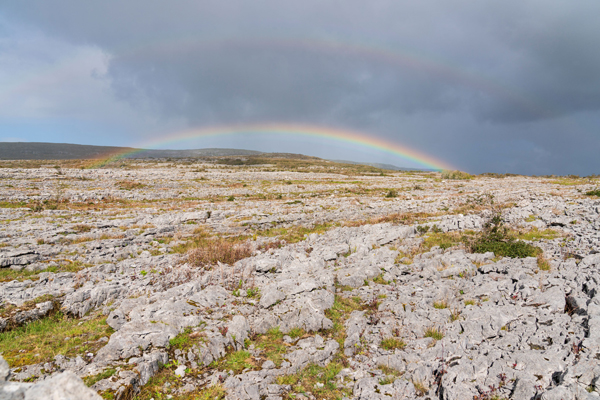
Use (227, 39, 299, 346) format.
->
(73, 224, 92, 233)
(537, 254, 551, 271)
(183, 232, 253, 269)
(117, 180, 146, 190)
(344, 212, 433, 228)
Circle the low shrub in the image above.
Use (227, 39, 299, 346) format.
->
(385, 189, 398, 198)
(469, 212, 541, 258)
(471, 239, 540, 258)
(441, 170, 472, 180)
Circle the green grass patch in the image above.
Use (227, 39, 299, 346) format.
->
(586, 189, 600, 197)
(288, 327, 306, 339)
(84, 368, 117, 387)
(324, 295, 364, 348)
(0, 261, 88, 283)
(276, 362, 351, 400)
(422, 232, 466, 251)
(133, 366, 226, 400)
(252, 327, 288, 367)
(0, 201, 28, 209)
(515, 228, 559, 241)
(168, 326, 206, 351)
(0, 312, 113, 367)
(380, 337, 406, 350)
(550, 178, 588, 186)
(246, 287, 260, 299)
(372, 274, 390, 285)
(219, 350, 254, 373)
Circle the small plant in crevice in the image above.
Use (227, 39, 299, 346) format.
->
(424, 326, 444, 341)
(473, 373, 510, 400)
(433, 300, 448, 309)
(413, 380, 429, 396)
(449, 308, 461, 322)
(537, 254, 551, 271)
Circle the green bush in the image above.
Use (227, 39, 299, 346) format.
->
(471, 239, 540, 258)
(586, 189, 600, 197)
(470, 212, 541, 258)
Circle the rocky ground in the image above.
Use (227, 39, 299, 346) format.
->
(0, 158, 599, 400)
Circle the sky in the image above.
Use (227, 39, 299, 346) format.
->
(1, 1, 599, 175)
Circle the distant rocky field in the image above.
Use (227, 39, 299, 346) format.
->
(0, 158, 599, 400)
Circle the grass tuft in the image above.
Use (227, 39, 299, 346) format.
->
(515, 228, 559, 241)
(537, 254, 551, 271)
(220, 350, 254, 373)
(424, 326, 444, 341)
(433, 300, 448, 309)
(449, 308, 461, 322)
(413, 380, 429, 396)
(380, 337, 406, 350)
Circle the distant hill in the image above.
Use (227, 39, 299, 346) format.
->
(0, 142, 135, 160)
(332, 159, 434, 172)
(0, 142, 428, 171)
(126, 148, 264, 158)
(0, 142, 266, 160)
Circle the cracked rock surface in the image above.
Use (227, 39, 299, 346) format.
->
(1, 160, 600, 399)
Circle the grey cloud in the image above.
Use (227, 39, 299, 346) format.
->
(1, 0, 600, 174)
(6, 0, 600, 122)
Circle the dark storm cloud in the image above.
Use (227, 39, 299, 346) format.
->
(2, 0, 600, 174)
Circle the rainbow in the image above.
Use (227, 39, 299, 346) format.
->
(88, 123, 454, 171)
